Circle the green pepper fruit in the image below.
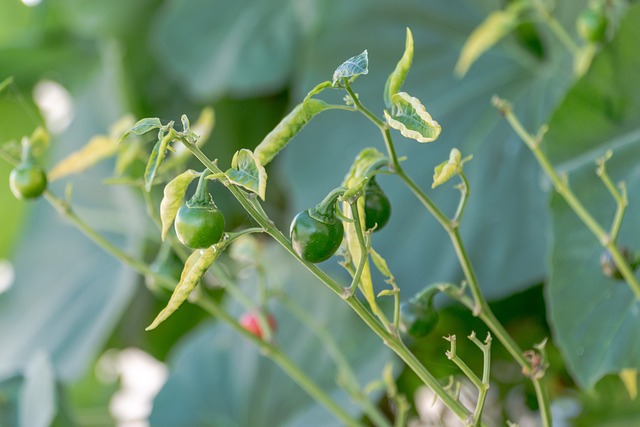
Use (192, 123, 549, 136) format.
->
(175, 171, 225, 249)
(400, 288, 439, 339)
(9, 163, 47, 200)
(290, 188, 344, 263)
(364, 178, 391, 232)
(577, 7, 607, 43)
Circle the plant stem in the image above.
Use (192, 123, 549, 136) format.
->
(533, 0, 580, 55)
(495, 97, 640, 299)
(278, 293, 392, 427)
(345, 89, 552, 426)
(180, 140, 478, 425)
(196, 296, 363, 427)
(36, 186, 361, 427)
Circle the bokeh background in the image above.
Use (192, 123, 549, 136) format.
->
(2, 0, 640, 425)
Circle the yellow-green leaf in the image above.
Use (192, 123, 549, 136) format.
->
(144, 131, 173, 192)
(384, 28, 414, 109)
(49, 136, 116, 181)
(454, 1, 527, 77)
(432, 148, 462, 188)
(192, 107, 215, 147)
(384, 92, 441, 143)
(0, 76, 13, 93)
(160, 170, 200, 240)
(254, 98, 330, 166)
(225, 149, 267, 200)
(146, 244, 225, 331)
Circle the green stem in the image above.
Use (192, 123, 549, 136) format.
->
(278, 294, 392, 427)
(342, 90, 551, 425)
(180, 139, 477, 425)
(39, 187, 359, 427)
(497, 98, 640, 299)
(452, 171, 470, 225)
(345, 201, 370, 297)
(533, 0, 580, 55)
(196, 297, 363, 427)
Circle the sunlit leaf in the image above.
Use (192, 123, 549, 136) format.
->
(432, 148, 462, 188)
(620, 369, 638, 400)
(332, 50, 369, 86)
(384, 92, 441, 143)
(225, 149, 267, 200)
(454, 1, 527, 77)
(146, 243, 226, 331)
(254, 98, 331, 166)
(49, 136, 116, 181)
(160, 170, 200, 240)
(384, 28, 413, 109)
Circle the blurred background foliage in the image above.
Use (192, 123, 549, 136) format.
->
(1, 0, 640, 425)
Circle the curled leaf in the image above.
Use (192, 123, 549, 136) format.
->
(432, 148, 462, 188)
(120, 117, 163, 143)
(254, 98, 330, 166)
(226, 149, 267, 200)
(160, 170, 200, 240)
(384, 92, 441, 143)
(146, 244, 225, 331)
(384, 28, 414, 109)
(332, 50, 369, 86)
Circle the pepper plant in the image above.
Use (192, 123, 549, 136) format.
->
(2, 1, 640, 425)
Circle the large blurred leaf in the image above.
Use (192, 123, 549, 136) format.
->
(149, 243, 393, 426)
(545, 4, 640, 388)
(150, 0, 302, 100)
(0, 48, 143, 383)
(282, 0, 579, 300)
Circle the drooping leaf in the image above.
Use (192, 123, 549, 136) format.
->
(341, 148, 388, 314)
(332, 50, 369, 86)
(254, 98, 331, 166)
(454, 1, 527, 77)
(146, 243, 226, 331)
(384, 28, 414, 109)
(160, 170, 200, 240)
(384, 92, 441, 143)
(119, 117, 162, 143)
(545, 4, 640, 388)
(144, 131, 173, 192)
(225, 149, 267, 200)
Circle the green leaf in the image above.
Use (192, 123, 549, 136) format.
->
(150, 1, 298, 100)
(146, 243, 226, 331)
(149, 242, 393, 426)
(384, 92, 441, 143)
(18, 352, 56, 427)
(144, 131, 173, 192)
(119, 117, 162, 143)
(284, 0, 577, 300)
(454, 1, 527, 77)
(254, 98, 331, 166)
(332, 50, 369, 86)
(225, 149, 267, 200)
(384, 28, 413, 109)
(545, 4, 640, 388)
(160, 170, 200, 240)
